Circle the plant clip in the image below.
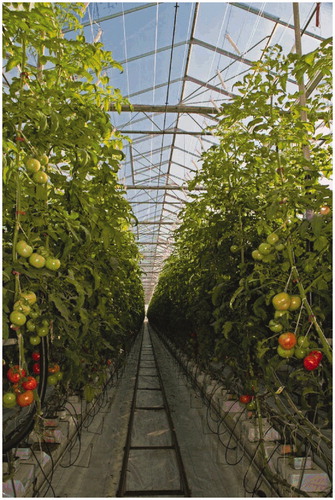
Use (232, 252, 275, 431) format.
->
(275, 386, 285, 395)
(10, 324, 20, 331)
(15, 136, 25, 142)
(308, 315, 315, 323)
(12, 270, 21, 275)
(16, 211, 26, 215)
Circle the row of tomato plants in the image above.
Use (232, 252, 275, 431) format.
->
(148, 41, 332, 422)
(3, 4, 144, 414)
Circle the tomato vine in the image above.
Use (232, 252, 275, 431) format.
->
(3, 3, 144, 409)
(148, 42, 332, 422)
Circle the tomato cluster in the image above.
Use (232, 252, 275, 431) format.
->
(3, 365, 37, 408)
(252, 232, 285, 263)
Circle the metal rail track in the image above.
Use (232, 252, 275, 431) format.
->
(116, 323, 190, 497)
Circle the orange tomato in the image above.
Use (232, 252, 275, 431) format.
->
(278, 332, 297, 350)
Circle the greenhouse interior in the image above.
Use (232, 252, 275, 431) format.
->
(2, 1, 333, 498)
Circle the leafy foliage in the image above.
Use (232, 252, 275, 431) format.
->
(148, 42, 332, 415)
(3, 3, 144, 400)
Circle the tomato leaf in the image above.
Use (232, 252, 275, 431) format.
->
(49, 293, 70, 321)
(222, 321, 233, 339)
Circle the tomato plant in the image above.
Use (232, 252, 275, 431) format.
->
(2, 3, 144, 413)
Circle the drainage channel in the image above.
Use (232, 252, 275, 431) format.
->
(116, 322, 190, 497)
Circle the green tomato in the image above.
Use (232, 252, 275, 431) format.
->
(272, 292, 291, 311)
(20, 291, 37, 305)
(274, 310, 290, 319)
(37, 326, 48, 337)
(29, 336, 41, 346)
(29, 253, 46, 268)
(246, 400, 256, 410)
(3, 392, 17, 407)
(288, 296, 301, 311)
(41, 319, 49, 327)
(29, 308, 40, 319)
(230, 245, 239, 253)
(252, 250, 264, 261)
(10, 310, 26, 326)
(26, 319, 36, 332)
(13, 300, 31, 316)
(277, 345, 295, 358)
(25, 158, 41, 173)
(258, 243, 272, 255)
(266, 233, 279, 245)
(39, 154, 49, 166)
(294, 347, 307, 359)
(55, 371, 64, 381)
(268, 320, 283, 333)
(16, 240, 33, 258)
(262, 254, 275, 263)
(47, 375, 58, 386)
(32, 171, 48, 184)
(275, 243, 285, 251)
(297, 337, 310, 348)
(45, 257, 61, 271)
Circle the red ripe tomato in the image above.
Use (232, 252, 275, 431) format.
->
(22, 376, 38, 391)
(303, 354, 320, 371)
(32, 363, 40, 374)
(278, 332, 297, 350)
(308, 350, 323, 362)
(31, 351, 41, 361)
(16, 390, 34, 407)
(48, 363, 60, 374)
(7, 365, 27, 383)
(239, 395, 252, 404)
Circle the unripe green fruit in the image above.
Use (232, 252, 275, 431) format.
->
(16, 240, 33, 258)
(39, 154, 49, 165)
(266, 233, 279, 245)
(252, 250, 263, 261)
(29, 253, 46, 268)
(45, 257, 61, 271)
(32, 171, 48, 184)
(10, 311, 27, 326)
(25, 158, 41, 173)
(258, 242, 272, 255)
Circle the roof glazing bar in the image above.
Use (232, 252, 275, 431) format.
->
(64, 3, 158, 32)
(230, 2, 326, 41)
(120, 129, 213, 135)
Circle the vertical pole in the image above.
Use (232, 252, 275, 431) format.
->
(292, 2, 311, 163)
(293, 3, 318, 424)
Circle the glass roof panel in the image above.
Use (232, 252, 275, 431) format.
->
(77, 2, 332, 303)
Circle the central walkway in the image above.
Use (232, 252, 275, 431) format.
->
(48, 321, 269, 497)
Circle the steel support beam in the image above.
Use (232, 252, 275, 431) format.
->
(125, 185, 205, 190)
(136, 221, 178, 225)
(120, 129, 213, 135)
(230, 2, 326, 41)
(111, 104, 219, 114)
(124, 78, 182, 100)
(185, 76, 236, 98)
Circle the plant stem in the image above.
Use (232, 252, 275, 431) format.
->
(286, 239, 332, 363)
